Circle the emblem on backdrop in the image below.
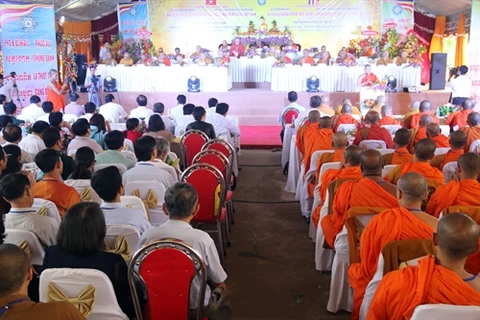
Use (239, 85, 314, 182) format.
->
(20, 15, 36, 32)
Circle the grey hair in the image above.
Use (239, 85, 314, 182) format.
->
(154, 137, 170, 157)
(164, 183, 198, 219)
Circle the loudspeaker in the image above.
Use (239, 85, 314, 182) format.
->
(75, 54, 87, 87)
(429, 53, 447, 90)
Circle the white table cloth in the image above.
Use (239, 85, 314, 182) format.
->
(281, 126, 296, 169)
(271, 65, 421, 92)
(92, 65, 232, 92)
(285, 135, 301, 193)
(229, 57, 275, 83)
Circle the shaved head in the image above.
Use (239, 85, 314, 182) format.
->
(410, 100, 420, 109)
(461, 98, 475, 111)
(319, 116, 332, 129)
(308, 109, 321, 123)
(419, 100, 432, 112)
(365, 111, 380, 124)
(360, 149, 383, 176)
(341, 104, 352, 114)
(467, 112, 480, 127)
(436, 213, 480, 259)
(0, 244, 30, 296)
(381, 105, 393, 117)
(342, 98, 352, 105)
(333, 131, 349, 148)
(344, 145, 362, 166)
(414, 138, 436, 161)
(457, 152, 480, 178)
(419, 114, 432, 126)
(449, 131, 467, 149)
(320, 95, 329, 105)
(376, 95, 386, 104)
(426, 123, 440, 138)
(394, 128, 411, 147)
(397, 172, 428, 202)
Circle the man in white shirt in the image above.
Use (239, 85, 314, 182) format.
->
(153, 137, 178, 182)
(91, 166, 151, 234)
(450, 65, 472, 106)
(175, 104, 195, 136)
(0, 94, 6, 115)
(170, 94, 186, 124)
(153, 102, 175, 133)
(99, 42, 110, 63)
(2, 125, 35, 163)
(67, 119, 103, 155)
(130, 94, 153, 120)
(294, 95, 323, 128)
(0, 74, 14, 103)
(18, 95, 44, 123)
(206, 97, 218, 118)
(279, 91, 305, 142)
(78, 102, 96, 122)
(99, 94, 127, 123)
(138, 183, 230, 318)
(18, 121, 49, 155)
(206, 102, 240, 143)
(0, 172, 59, 247)
(36, 101, 54, 123)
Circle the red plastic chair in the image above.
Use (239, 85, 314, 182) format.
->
(180, 130, 209, 167)
(128, 240, 207, 320)
(281, 108, 300, 127)
(181, 164, 227, 262)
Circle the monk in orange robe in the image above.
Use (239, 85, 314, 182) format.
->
(385, 138, 444, 188)
(349, 173, 438, 320)
(463, 112, 480, 151)
(401, 101, 420, 128)
(430, 131, 467, 171)
(379, 105, 400, 125)
(300, 49, 315, 65)
(295, 110, 319, 156)
(427, 152, 480, 217)
(46, 69, 67, 112)
(383, 128, 414, 165)
(334, 98, 362, 116)
(426, 123, 450, 148)
(318, 95, 335, 117)
(332, 104, 359, 132)
(446, 98, 475, 131)
(409, 114, 432, 151)
(404, 100, 440, 129)
(368, 213, 480, 320)
(321, 149, 398, 248)
(311, 146, 363, 227)
(357, 64, 379, 87)
(303, 116, 334, 173)
(353, 111, 393, 148)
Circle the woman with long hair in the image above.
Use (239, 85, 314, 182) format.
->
(69, 147, 95, 180)
(89, 113, 109, 149)
(144, 114, 173, 141)
(2, 144, 23, 176)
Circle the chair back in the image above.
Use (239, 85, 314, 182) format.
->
(444, 206, 480, 224)
(94, 163, 128, 175)
(469, 139, 480, 153)
(411, 305, 480, 320)
(381, 239, 435, 275)
(119, 195, 149, 220)
(193, 150, 230, 182)
(180, 130, 209, 167)
(120, 150, 137, 165)
(318, 162, 341, 183)
(442, 161, 458, 184)
(181, 164, 225, 223)
(359, 140, 387, 150)
(63, 114, 78, 124)
(381, 125, 401, 135)
(202, 138, 235, 180)
(123, 138, 135, 152)
(281, 108, 300, 127)
(299, 117, 310, 127)
(4, 229, 45, 265)
(308, 150, 334, 176)
(325, 179, 352, 216)
(434, 147, 450, 155)
(32, 198, 61, 223)
(377, 149, 394, 156)
(345, 207, 387, 264)
(124, 181, 166, 226)
(128, 240, 207, 320)
(39, 268, 128, 320)
(65, 180, 102, 204)
(336, 123, 357, 134)
(106, 224, 140, 256)
(382, 164, 397, 178)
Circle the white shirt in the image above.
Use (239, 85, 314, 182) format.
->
(79, 113, 94, 122)
(67, 136, 104, 155)
(130, 106, 153, 120)
(174, 114, 194, 136)
(100, 202, 151, 234)
(0, 82, 13, 102)
(450, 75, 472, 98)
(18, 134, 46, 155)
(2, 142, 35, 163)
(279, 102, 306, 122)
(122, 161, 174, 190)
(294, 108, 330, 128)
(206, 107, 217, 118)
(18, 104, 44, 123)
(160, 115, 175, 132)
(5, 207, 59, 247)
(170, 104, 184, 123)
(138, 219, 227, 307)
(99, 47, 108, 62)
(99, 102, 128, 123)
(153, 159, 178, 182)
(36, 113, 50, 123)
(206, 113, 240, 137)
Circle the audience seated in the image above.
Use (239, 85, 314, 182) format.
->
(91, 166, 151, 234)
(64, 93, 85, 117)
(2, 145, 23, 176)
(0, 244, 86, 319)
(36, 101, 54, 123)
(89, 114, 108, 149)
(404, 100, 440, 129)
(353, 111, 393, 148)
(186, 106, 216, 139)
(18, 121, 48, 155)
(378, 105, 400, 125)
(206, 103, 240, 141)
(295, 110, 320, 156)
(99, 94, 128, 124)
(125, 118, 142, 143)
(153, 137, 178, 182)
(0, 146, 10, 215)
(335, 98, 361, 116)
(144, 114, 174, 141)
(426, 123, 449, 148)
(2, 124, 35, 163)
(68, 119, 103, 155)
(41, 202, 135, 318)
(138, 183, 231, 318)
(78, 102, 96, 122)
(175, 103, 195, 135)
(463, 112, 480, 151)
(295, 95, 322, 128)
(318, 96, 335, 117)
(368, 213, 480, 319)
(402, 100, 420, 125)
(152, 102, 175, 133)
(95, 130, 135, 169)
(3, 102, 25, 126)
(33, 149, 80, 217)
(430, 131, 467, 171)
(332, 104, 358, 132)
(206, 97, 219, 118)
(0, 172, 59, 247)
(370, 95, 386, 115)
(446, 98, 475, 130)
(409, 114, 431, 151)
(49, 112, 72, 154)
(382, 129, 413, 165)
(303, 116, 334, 173)
(129, 94, 153, 120)
(18, 95, 44, 124)
(171, 94, 187, 122)
(41, 128, 75, 180)
(69, 147, 95, 180)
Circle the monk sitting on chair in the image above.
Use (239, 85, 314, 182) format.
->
(403, 100, 440, 129)
(370, 95, 386, 115)
(382, 128, 413, 165)
(379, 105, 400, 125)
(426, 123, 450, 148)
(352, 111, 393, 148)
(318, 96, 335, 117)
(332, 104, 359, 132)
(402, 100, 420, 128)
(321, 149, 398, 248)
(446, 98, 475, 131)
(385, 138, 444, 187)
(349, 173, 438, 320)
(409, 114, 432, 151)
(302, 116, 334, 174)
(426, 152, 480, 218)
(334, 98, 362, 116)
(295, 109, 320, 156)
(463, 112, 480, 151)
(357, 64, 379, 88)
(368, 213, 480, 320)
(430, 131, 467, 171)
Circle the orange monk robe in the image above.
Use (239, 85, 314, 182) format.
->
(311, 166, 362, 227)
(412, 127, 427, 145)
(360, 73, 379, 86)
(303, 56, 315, 65)
(318, 104, 335, 117)
(385, 162, 444, 187)
(426, 179, 480, 218)
(307, 149, 345, 198)
(348, 207, 435, 320)
(382, 147, 414, 165)
(352, 124, 394, 148)
(335, 105, 362, 116)
(320, 179, 398, 248)
(367, 255, 480, 320)
(333, 114, 359, 132)
(295, 123, 310, 156)
(46, 81, 66, 112)
(302, 127, 334, 173)
(430, 134, 450, 148)
(379, 116, 400, 125)
(408, 112, 441, 129)
(446, 109, 473, 130)
(430, 149, 464, 171)
(463, 126, 480, 151)
(284, 56, 293, 64)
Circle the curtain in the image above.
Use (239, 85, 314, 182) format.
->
(63, 21, 92, 62)
(414, 11, 436, 84)
(91, 12, 119, 62)
(455, 13, 467, 66)
(429, 16, 446, 58)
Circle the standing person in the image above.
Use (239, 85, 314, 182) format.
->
(99, 42, 111, 63)
(279, 91, 305, 141)
(450, 66, 472, 106)
(84, 66, 102, 107)
(46, 70, 68, 112)
(0, 74, 14, 102)
(357, 64, 379, 88)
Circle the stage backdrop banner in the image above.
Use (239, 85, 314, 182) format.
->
(0, 2, 57, 102)
(147, 0, 381, 56)
(470, 0, 480, 103)
(381, 0, 414, 34)
(118, 2, 150, 40)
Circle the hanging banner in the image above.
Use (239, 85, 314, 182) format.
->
(0, 2, 58, 103)
(470, 0, 480, 103)
(118, 2, 150, 40)
(381, 0, 414, 34)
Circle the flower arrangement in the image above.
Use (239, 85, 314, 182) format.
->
(273, 55, 285, 67)
(234, 19, 293, 46)
(372, 75, 389, 91)
(58, 34, 78, 83)
(395, 32, 427, 67)
(347, 37, 380, 58)
(379, 28, 399, 58)
(361, 99, 376, 114)
(339, 56, 356, 67)
(111, 34, 156, 62)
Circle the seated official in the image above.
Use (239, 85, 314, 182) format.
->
(129, 95, 153, 121)
(89, 114, 109, 149)
(99, 94, 128, 124)
(425, 123, 449, 148)
(95, 130, 135, 170)
(41, 128, 75, 180)
(334, 98, 361, 116)
(33, 149, 81, 217)
(353, 111, 393, 148)
(91, 166, 151, 234)
(3, 102, 25, 126)
(69, 147, 95, 180)
(395, 49, 409, 66)
(103, 51, 117, 66)
(170, 94, 187, 123)
(152, 102, 175, 133)
(404, 100, 440, 130)
(144, 114, 174, 141)
(186, 106, 216, 139)
(119, 52, 134, 66)
(206, 103, 240, 139)
(138, 183, 231, 319)
(333, 104, 359, 132)
(68, 119, 103, 155)
(357, 64, 379, 87)
(429, 131, 467, 171)
(376, 51, 393, 66)
(18, 121, 48, 155)
(64, 93, 85, 118)
(175, 104, 195, 136)
(0, 173, 58, 247)
(410, 114, 432, 151)
(36, 101, 54, 123)
(18, 95, 44, 124)
(206, 98, 218, 118)
(379, 105, 400, 125)
(153, 137, 178, 182)
(2, 145, 23, 176)
(463, 112, 480, 151)
(0, 244, 86, 319)
(41, 202, 135, 318)
(2, 124, 35, 163)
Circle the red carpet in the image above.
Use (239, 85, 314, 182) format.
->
(240, 126, 283, 149)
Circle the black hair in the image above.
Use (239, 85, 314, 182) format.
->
(126, 118, 139, 131)
(0, 244, 30, 296)
(0, 172, 30, 201)
(71, 147, 95, 180)
(91, 166, 122, 202)
(104, 130, 125, 150)
(89, 114, 107, 134)
(459, 65, 469, 75)
(31, 121, 50, 134)
(84, 102, 97, 114)
(0, 95, 6, 105)
(42, 101, 54, 113)
(134, 135, 156, 161)
(57, 202, 106, 257)
(71, 119, 90, 136)
(183, 103, 195, 115)
(153, 102, 165, 114)
(30, 95, 41, 104)
(148, 114, 165, 132)
(105, 94, 114, 103)
(2, 125, 22, 143)
(310, 95, 321, 108)
(288, 91, 298, 103)
(193, 106, 206, 121)
(69, 93, 79, 102)
(136, 94, 147, 107)
(216, 102, 229, 115)
(34, 149, 61, 173)
(177, 94, 186, 105)
(0, 145, 5, 162)
(208, 98, 218, 108)
(3, 102, 16, 115)
(2, 145, 23, 176)
(0, 115, 13, 130)
(49, 112, 63, 128)
(42, 127, 61, 148)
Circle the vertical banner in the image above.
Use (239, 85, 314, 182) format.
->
(470, 0, 480, 103)
(0, 2, 58, 102)
(118, 2, 150, 40)
(381, 0, 414, 34)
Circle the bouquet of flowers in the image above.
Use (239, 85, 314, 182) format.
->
(58, 34, 78, 83)
(339, 57, 356, 67)
(348, 37, 379, 58)
(361, 98, 376, 114)
(372, 75, 389, 91)
(273, 55, 285, 67)
(395, 32, 427, 67)
(379, 28, 400, 58)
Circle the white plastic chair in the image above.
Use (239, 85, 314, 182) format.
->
(382, 164, 397, 178)
(359, 140, 387, 150)
(439, 125, 450, 137)
(110, 123, 126, 131)
(106, 224, 141, 253)
(314, 190, 334, 272)
(120, 150, 137, 165)
(4, 229, 45, 265)
(442, 161, 458, 184)
(94, 163, 128, 175)
(39, 268, 128, 320)
(469, 139, 480, 153)
(434, 147, 450, 155)
(305, 150, 335, 180)
(119, 195, 149, 221)
(32, 198, 61, 223)
(124, 181, 167, 226)
(65, 180, 102, 204)
(124, 138, 134, 152)
(381, 125, 401, 135)
(318, 162, 341, 183)
(336, 124, 357, 134)
(63, 114, 78, 124)
(411, 304, 480, 320)
(377, 149, 394, 156)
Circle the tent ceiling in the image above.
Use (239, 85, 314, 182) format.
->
(415, 0, 472, 17)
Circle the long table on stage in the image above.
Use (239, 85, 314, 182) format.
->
(229, 57, 275, 83)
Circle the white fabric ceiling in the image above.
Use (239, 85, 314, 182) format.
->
(415, 0, 472, 17)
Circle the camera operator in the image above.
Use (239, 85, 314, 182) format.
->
(84, 65, 102, 107)
(0, 73, 16, 103)
(450, 65, 472, 106)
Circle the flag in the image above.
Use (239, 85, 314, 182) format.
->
(308, 0, 318, 5)
(206, 0, 216, 5)
(393, 0, 414, 13)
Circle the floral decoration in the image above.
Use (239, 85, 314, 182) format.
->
(372, 75, 389, 91)
(58, 33, 78, 83)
